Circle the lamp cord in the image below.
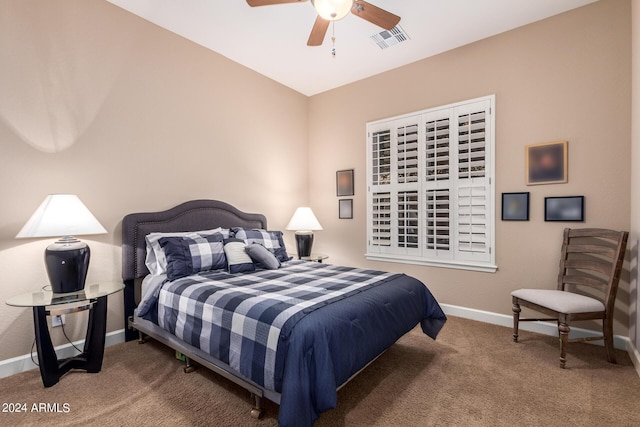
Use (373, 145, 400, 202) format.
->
(31, 338, 38, 367)
(61, 322, 83, 353)
(30, 319, 83, 367)
(40, 284, 83, 353)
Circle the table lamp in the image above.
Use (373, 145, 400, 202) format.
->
(16, 194, 107, 294)
(286, 207, 323, 259)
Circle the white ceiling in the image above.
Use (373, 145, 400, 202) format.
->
(106, 0, 597, 96)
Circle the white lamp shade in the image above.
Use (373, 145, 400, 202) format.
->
(286, 207, 323, 231)
(311, 0, 353, 21)
(16, 194, 107, 239)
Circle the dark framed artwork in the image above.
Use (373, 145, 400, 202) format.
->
(526, 140, 568, 185)
(339, 199, 353, 219)
(544, 196, 584, 222)
(336, 169, 354, 197)
(502, 192, 529, 221)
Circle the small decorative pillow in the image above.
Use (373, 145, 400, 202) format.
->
(232, 228, 290, 263)
(159, 233, 226, 281)
(223, 238, 255, 274)
(245, 243, 281, 270)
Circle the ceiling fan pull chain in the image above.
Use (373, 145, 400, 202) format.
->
(331, 22, 336, 58)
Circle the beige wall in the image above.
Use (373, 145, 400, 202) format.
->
(631, 0, 640, 356)
(0, 0, 634, 366)
(0, 0, 308, 361)
(308, 0, 632, 333)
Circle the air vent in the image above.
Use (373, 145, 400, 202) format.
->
(370, 26, 410, 49)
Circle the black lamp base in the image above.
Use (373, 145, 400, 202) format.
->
(295, 231, 314, 259)
(45, 239, 90, 294)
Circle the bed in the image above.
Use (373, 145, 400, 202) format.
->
(122, 199, 446, 427)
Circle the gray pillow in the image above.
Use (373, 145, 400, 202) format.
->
(245, 243, 281, 270)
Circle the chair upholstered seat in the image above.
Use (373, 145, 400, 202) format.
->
(511, 228, 628, 368)
(511, 289, 604, 314)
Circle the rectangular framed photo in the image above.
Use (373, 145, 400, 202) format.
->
(339, 199, 353, 219)
(544, 196, 584, 222)
(336, 169, 354, 197)
(526, 140, 568, 185)
(502, 192, 529, 221)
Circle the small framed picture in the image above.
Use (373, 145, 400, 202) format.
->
(526, 141, 568, 185)
(336, 169, 354, 197)
(502, 192, 529, 221)
(544, 196, 584, 222)
(339, 199, 353, 219)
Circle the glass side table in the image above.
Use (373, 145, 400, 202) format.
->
(300, 253, 329, 263)
(6, 282, 124, 387)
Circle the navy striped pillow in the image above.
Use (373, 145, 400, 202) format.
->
(223, 238, 255, 274)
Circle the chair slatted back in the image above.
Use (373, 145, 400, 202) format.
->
(557, 228, 628, 312)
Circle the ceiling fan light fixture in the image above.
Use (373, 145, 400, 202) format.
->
(311, 0, 353, 21)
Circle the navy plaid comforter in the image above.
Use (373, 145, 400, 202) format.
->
(157, 261, 395, 389)
(147, 260, 446, 427)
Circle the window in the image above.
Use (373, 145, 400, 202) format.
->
(366, 95, 496, 272)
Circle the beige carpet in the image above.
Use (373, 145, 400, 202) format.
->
(1, 316, 639, 426)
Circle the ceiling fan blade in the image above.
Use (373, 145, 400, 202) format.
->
(307, 16, 330, 46)
(352, 1, 400, 30)
(246, 0, 307, 6)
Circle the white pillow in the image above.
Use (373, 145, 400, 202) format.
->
(145, 228, 222, 275)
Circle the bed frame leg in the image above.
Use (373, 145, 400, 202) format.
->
(137, 331, 146, 344)
(183, 356, 196, 373)
(250, 393, 264, 419)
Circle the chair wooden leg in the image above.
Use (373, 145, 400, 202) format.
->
(603, 318, 617, 364)
(512, 301, 521, 342)
(558, 322, 570, 369)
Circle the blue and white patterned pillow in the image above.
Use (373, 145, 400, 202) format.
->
(145, 227, 230, 275)
(231, 228, 290, 263)
(159, 233, 227, 281)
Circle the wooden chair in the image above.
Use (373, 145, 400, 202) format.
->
(511, 228, 628, 368)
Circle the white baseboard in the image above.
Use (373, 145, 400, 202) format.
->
(628, 340, 640, 378)
(3, 308, 640, 380)
(0, 329, 126, 380)
(441, 304, 640, 376)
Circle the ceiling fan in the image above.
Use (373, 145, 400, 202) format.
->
(246, 0, 401, 46)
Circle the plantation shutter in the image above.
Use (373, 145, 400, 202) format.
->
(366, 95, 495, 272)
(425, 189, 451, 252)
(425, 117, 451, 182)
(457, 110, 486, 179)
(368, 122, 394, 255)
(371, 128, 391, 185)
(424, 110, 453, 260)
(454, 102, 491, 263)
(394, 118, 421, 256)
(371, 192, 392, 250)
(397, 123, 419, 184)
(398, 190, 419, 250)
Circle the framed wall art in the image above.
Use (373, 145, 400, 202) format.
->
(502, 192, 529, 221)
(336, 169, 354, 197)
(544, 196, 584, 222)
(339, 199, 353, 219)
(526, 140, 568, 185)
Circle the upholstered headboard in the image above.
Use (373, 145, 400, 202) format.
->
(121, 199, 267, 340)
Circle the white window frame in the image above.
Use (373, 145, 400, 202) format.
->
(366, 95, 497, 273)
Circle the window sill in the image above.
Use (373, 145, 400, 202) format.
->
(365, 253, 497, 273)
